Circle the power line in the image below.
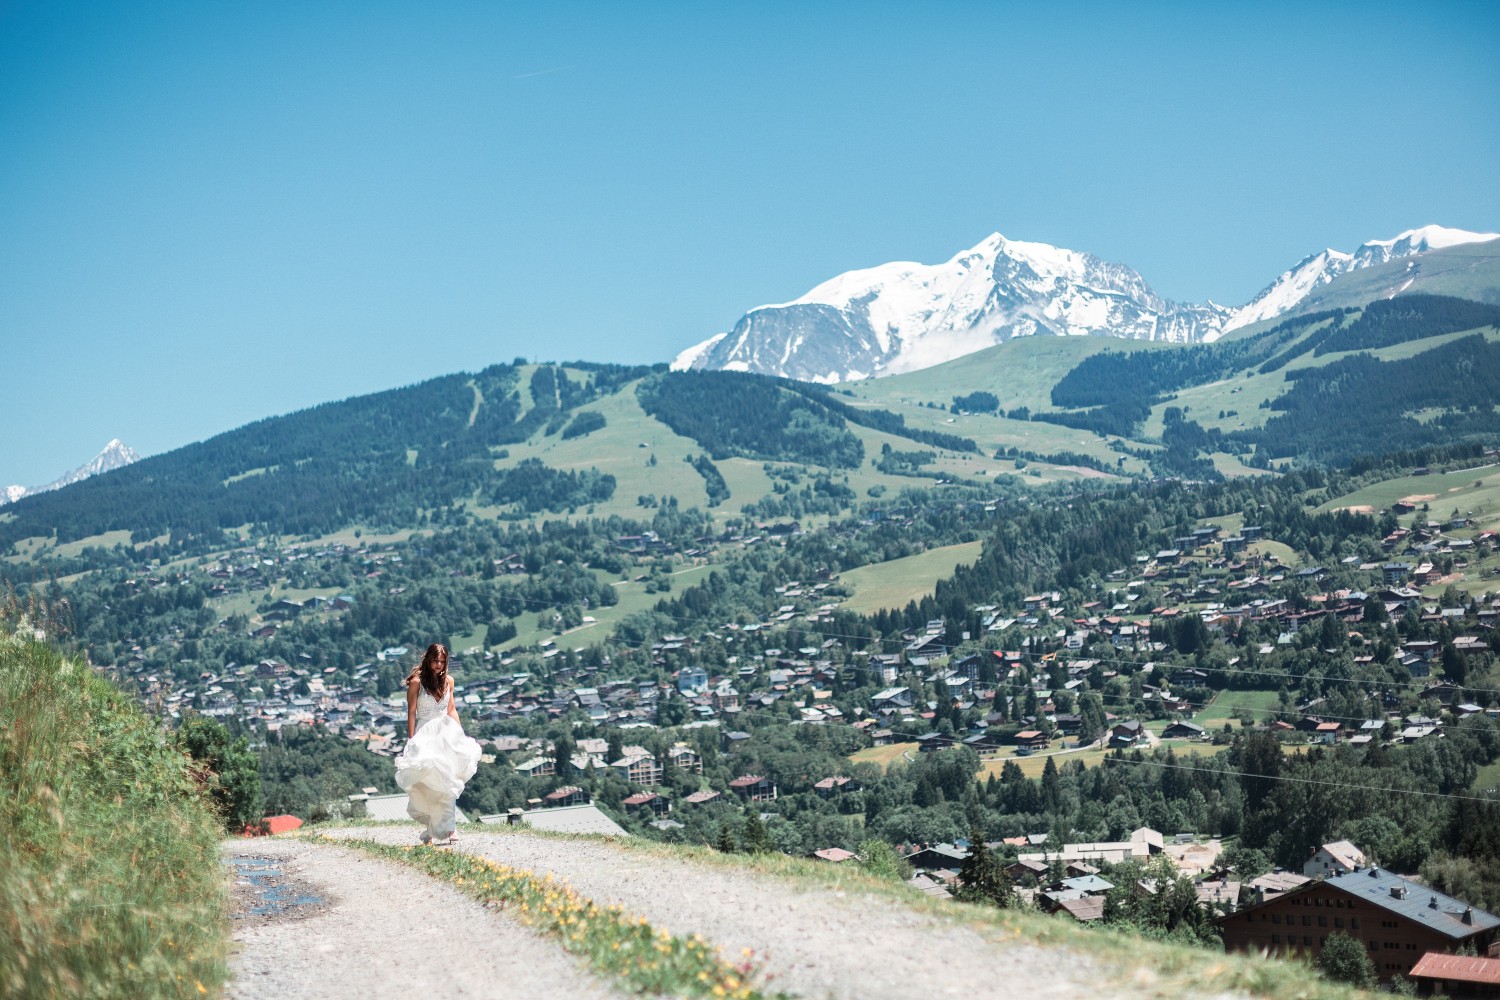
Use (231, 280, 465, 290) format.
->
(1102, 754, 1500, 805)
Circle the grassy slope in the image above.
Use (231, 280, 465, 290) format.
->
(0, 627, 228, 998)
(484, 379, 711, 520)
(1146, 326, 1500, 439)
(837, 541, 986, 615)
(1473, 756, 1500, 795)
(1316, 466, 1500, 520)
(844, 335, 1175, 413)
(1317, 464, 1500, 596)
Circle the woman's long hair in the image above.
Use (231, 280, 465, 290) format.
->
(407, 643, 448, 700)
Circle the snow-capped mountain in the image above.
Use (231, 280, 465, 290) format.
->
(673, 225, 1500, 383)
(1225, 225, 1499, 330)
(2, 439, 140, 505)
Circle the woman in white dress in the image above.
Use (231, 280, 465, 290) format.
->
(394, 644, 481, 845)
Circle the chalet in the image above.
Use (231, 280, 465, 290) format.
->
(916, 731, 960, 753)
(543, 785, 587, 808)
(621, 791, 672, 818)
(1249, 871, 1312, 903)
(1218, 867, 1500, 983)
(904, 631, 949, 661)
(728, 774, 777, 802)
(944, 652, 978, 680)
(682, 789, 720, 806)
(1162, 721, 1205, 740)
(668, 744, 704, 774)
(1014, 730, 1051, 753)
(813, 775, 858, 797)
(904, 843, 969, 873)
(720, 730, 751, 753)
(962, 732, 1004, 753)
(676, 667, 709, 694)
(872, 687, 915, 711)
(1305, 840, 1367, 878)
(1006, 858, 1050, 882)
(1109, 720, 1146, 749)
(1054, 896, 1107, 922)
(514, 755, 556, 778)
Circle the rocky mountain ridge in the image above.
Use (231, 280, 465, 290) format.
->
(673, 225, 1500, 383)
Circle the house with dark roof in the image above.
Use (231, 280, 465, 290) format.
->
(903, 843, 969, 873)
(1218, 866, 1500, 982)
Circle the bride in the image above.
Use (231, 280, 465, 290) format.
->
(394, 643, 481, 845)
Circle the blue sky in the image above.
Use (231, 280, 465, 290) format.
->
(2, 0, 1498, 486)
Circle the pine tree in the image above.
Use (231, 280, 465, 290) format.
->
(955, 826, 1013, 908)
(742, 811, 772, 854)
(715, 822, 738, 854)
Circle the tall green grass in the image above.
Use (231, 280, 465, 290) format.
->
(0, 615, 228, 999)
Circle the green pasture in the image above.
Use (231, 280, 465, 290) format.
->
(849, 742, 916, 770)
(491, 382, 709, 520)
(1317, 464, 1500, 521)
(501, 562, 721, 652)
(1247, 539, 1302, 569)
(295, 525, 425, 548)
(836, 540, 985, 615)
(846, 336, 1170, 414)
(1194, 689, 1283, 726)
(1210, 453, 1274, 478)
(1473, 756, 1500, 795)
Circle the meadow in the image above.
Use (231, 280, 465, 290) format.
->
(836, 541, 986, 615)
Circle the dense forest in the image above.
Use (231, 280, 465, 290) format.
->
(637, 371, 866, 468)
(1240, 334, 1500, 464)
(0, 362, 654, 548)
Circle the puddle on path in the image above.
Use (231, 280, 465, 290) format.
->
(226, 855, 328, 923)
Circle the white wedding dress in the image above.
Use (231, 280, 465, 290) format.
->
(394, 684, 481, 842)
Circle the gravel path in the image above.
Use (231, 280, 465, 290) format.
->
(330, 826, 1149, 1000)
(221, 838, 625, 1000)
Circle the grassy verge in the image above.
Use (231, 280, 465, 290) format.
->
(0, 619, 228, 999)
(340, 837, 786, 999)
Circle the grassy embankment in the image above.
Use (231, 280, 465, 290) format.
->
(0, 615, 228, 999)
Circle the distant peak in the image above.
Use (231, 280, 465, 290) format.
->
(1362, 225, 1500, 250)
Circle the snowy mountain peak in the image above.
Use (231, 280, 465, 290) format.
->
(1364, 225, 1499, 252)
(1, 439, 141, 505)
(1224, 225, 1500, 334)
(676, 224, 1500, 381)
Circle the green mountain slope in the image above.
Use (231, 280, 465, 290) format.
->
(0, 366, 1016, 557)
(6, 276, 1500, 560)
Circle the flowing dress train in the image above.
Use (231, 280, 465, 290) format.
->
(394, 685, 481, 841)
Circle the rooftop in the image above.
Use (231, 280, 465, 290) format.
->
(1322, 868, 1498, 939)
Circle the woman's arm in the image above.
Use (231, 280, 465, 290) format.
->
(406, 678, 419, 739)
(446, 676, 462, 725)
